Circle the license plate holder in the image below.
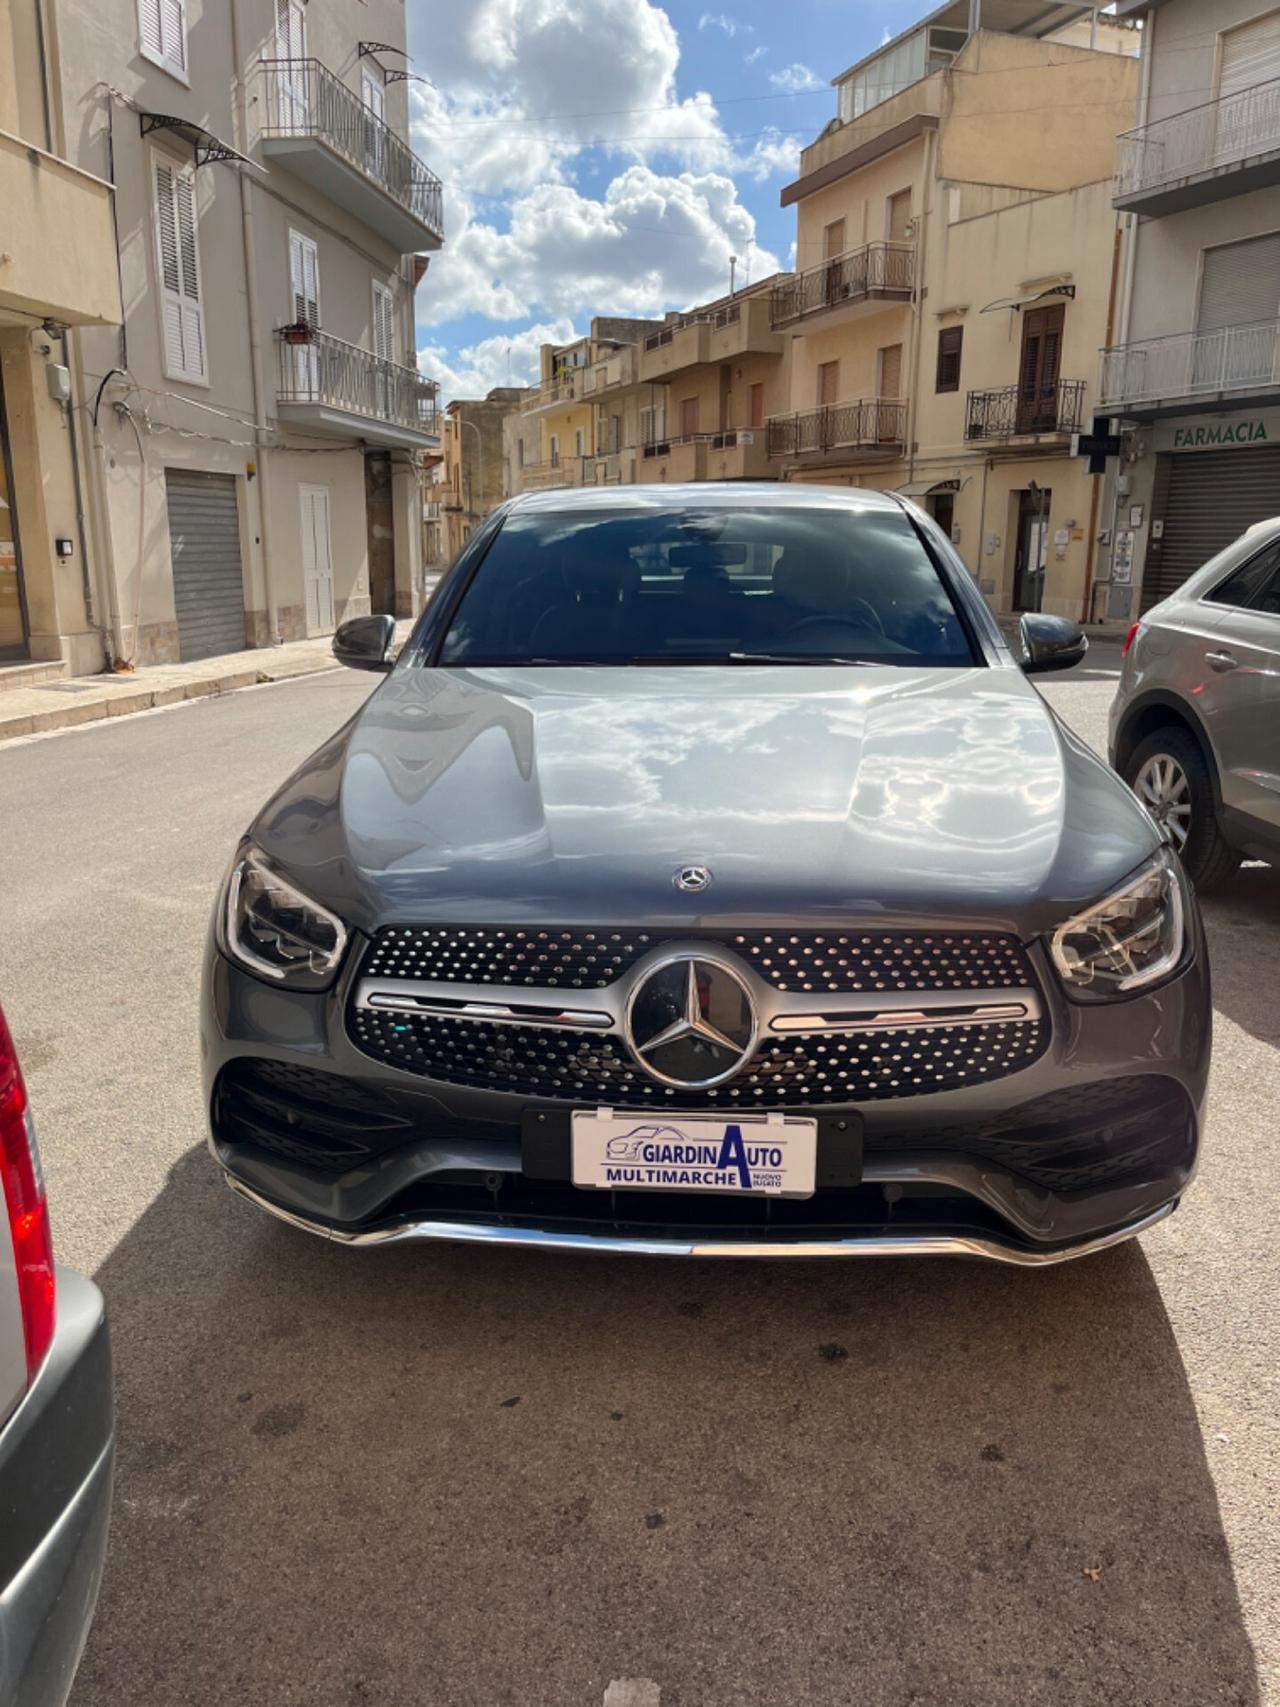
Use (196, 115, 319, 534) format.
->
(521, 1107, 862, 1194)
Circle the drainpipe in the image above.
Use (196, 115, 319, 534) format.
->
(1115, 9, 1154, 352)
(903, 125, 935, 487)
(231, 0, 281, 645)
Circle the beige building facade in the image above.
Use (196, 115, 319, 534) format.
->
(1099, 0, 1280, 620)
(2, 0, 443, 675)
(1, 0, 123, 679)
(771, 7, 1139, 619)
(430, 388, 522, 563)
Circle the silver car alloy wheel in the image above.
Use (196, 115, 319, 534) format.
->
(1134, 753, 1192, 852)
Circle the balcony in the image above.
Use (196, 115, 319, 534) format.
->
(0, 133, 121, 327)
(582, 347, 641, 396)
(770, 243, 914, 334)
(1100, 319, 1280, 417)
(519, 375, 588, 415)
(1114, 76, 1280, 217)
(518, 458, 580, 491)
(276, 329, 440, 448)
(767, 399, 907, 464)
(640, 297, 784, 381)
(635, 431, 769, 483)
(965, 379, 1085, 442)
(259, 59, 443, 252)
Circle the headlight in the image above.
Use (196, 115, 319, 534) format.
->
(223, 845, 349, 989)
(1048, 849, 1188, 1001)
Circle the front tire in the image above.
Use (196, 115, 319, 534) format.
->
(1125, 726, 1240, 893)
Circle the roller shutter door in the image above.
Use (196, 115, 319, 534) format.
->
(1143, 445, 1280, 611)
(164, 470, 246, 660)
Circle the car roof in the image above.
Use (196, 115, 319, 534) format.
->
(504, 482, 910, 517)
(1162, 513, 1280, 607)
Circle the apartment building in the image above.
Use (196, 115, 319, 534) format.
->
(634, 278, 789, 484)
(10, 0, 443, 672)
(507, 318, 665, 495)
(432, 387, 522, 561)
(771, 2, 1138, 618)
(0, 0, 122, 681)
(1099, 0, 1280, 619)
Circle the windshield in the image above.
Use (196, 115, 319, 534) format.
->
(437, 504, 976, 667)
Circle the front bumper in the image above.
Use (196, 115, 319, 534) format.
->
(0, 1270, 113, 1707)
(202, 927, 1211, 1264)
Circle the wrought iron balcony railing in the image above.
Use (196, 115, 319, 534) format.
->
(260, 58, 443, 244)
(964, 379, 1085, 440)
(1100, 318, 1280, 407)
(276, 328, 439, 437)
(770, 243, 913, 330)
(643, 302, 742, 351)
(767, 398, 906, 459)
(1115, 75, 1280, 200)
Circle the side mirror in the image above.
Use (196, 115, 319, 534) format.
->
(333, 614, 395, 674)
(1020, 613, 1087, 675)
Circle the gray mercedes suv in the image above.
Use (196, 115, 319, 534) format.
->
(203, 486, 1209, 1265)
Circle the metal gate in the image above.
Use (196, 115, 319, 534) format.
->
(1144, 445, 1280, 612)
(164, 470, 246, 661)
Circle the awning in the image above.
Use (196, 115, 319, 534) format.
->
(895, 477, 961, 497)
(980, 284, 1076, 314)
(138, 113, 262, 172)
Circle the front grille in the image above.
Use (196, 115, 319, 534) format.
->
(349, 1008, 1048, 1106)
(362, 924, 1035, 995)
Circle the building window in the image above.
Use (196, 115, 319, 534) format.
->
(138, 0, 188, 80)
(822, 219, 846, 261)
(153, 154, 206, 383)
(749, 383, 764, 428)
(935, 326, 963, 393)
(680, 396, 698, 437)
(887, 188, 912, 243)
(877, 343, 903, 400)
(549, 433, 559, 466)
(817, 361, 839, 406)
(574, 427, 585, 457)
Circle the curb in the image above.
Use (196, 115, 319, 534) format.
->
(0, 656, 341, 743)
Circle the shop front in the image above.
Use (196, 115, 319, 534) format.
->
(1132, 409, 1280, 615)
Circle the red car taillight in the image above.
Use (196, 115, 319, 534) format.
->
(1121, 621, 1140, 659)
(0, 1004, 55, 1384)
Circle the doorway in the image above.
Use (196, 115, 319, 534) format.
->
(365, 451, 396, 617)
(0, 366, 29, 659)
(1014, 486, 1050, 612)
(929, 490, 955, 542)
(300, 483, 335, 634)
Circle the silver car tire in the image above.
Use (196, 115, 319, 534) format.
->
(1125, 726, 1240, 893)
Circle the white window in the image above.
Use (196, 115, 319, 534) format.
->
(371, 279, 395, 361)
(273, 0, 308, 132)
(153, 154, 206, 382)
(288, 229, 321, 395)
(574, 427, 585, 457)
(361, 64, 387, 181)
(138, 0, 188, 80)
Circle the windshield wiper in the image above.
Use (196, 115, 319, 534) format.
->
(725, 652, 886, 666)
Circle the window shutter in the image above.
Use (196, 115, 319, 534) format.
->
(1219, 13, 1280, 99)
(139, 0, 163, 57)
(154, 157, 205, 380)
(290, 233, 319, 326)
(1197, 233, 1280, 332)
(935, 326, 962, 393)
(372, 281, 394, 361)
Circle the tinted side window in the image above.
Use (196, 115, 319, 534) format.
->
(1204, 540, 1280, 609)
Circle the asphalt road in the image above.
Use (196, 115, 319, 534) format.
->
(1, 647, 1276, 1707)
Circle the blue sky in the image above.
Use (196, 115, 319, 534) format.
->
(405, 0, 917, 400)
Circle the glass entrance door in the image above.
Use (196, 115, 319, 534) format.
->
(0, 371, 28, 657)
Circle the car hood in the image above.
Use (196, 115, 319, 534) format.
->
(251, 663, 1159, 937)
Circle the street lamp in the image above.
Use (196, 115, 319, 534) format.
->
(459, 418, 484, 528)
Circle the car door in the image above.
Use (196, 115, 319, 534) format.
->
(1199, 535, 1280, 841)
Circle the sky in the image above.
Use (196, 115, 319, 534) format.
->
(405, 0, 921, 402)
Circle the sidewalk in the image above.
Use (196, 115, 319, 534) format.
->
(0, 621, 415, 743)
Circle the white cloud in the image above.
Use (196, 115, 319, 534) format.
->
(419, 319, 581, 400)
(745, 44, 767, 64)
(419, 167, 783, 335)
(768, 63, 825, 93)
(697, 11, 742, 36)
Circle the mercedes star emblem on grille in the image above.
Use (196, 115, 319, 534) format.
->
(625, 955, 758, 1089)
(673, 864, 712, 893)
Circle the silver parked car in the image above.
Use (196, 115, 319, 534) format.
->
(0, 1001, 113, 1706)
(1110, 516, 1280, 891)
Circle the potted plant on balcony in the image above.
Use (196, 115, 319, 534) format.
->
(281, 319, 316, 345)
